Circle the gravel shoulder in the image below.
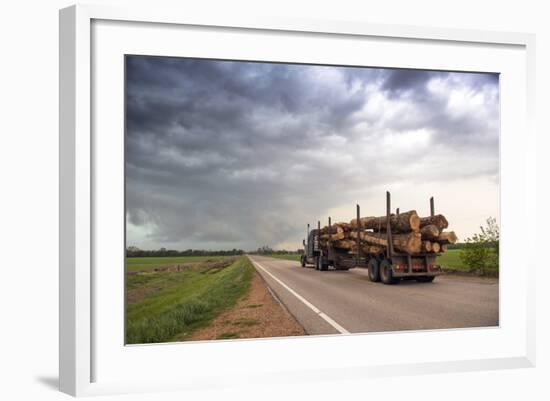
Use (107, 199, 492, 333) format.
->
(188, 270, 306, 341)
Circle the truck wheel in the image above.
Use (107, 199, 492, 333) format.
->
(416, 276, 435, 283)
(367, 258, 380, 282)
(320, 258, 329, 271)
(314, 257, 320, 270)
(380, 259, 399, 285)
(300, 256, 306, 268)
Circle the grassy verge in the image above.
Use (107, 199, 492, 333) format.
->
(126, 255, 227, 272)
(126, 256, 254, 344)
(436, 249, 463, 270)
(437, 249, 498, 277)
(265, 253, 301, 262)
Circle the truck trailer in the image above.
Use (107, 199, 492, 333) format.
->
(300, 192, 443, 284)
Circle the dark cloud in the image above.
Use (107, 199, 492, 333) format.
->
(381, 69, 447, 96)
(125, 56, 499, 250)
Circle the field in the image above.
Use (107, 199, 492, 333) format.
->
(436, 249, 464, 270)
(437, 248, 498, 276)
(125, 256, 253, 344)
(266, 253, 301, 262)
(126, 255, 227, 272)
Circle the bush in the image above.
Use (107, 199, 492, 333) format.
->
(460, 217, 499, 276)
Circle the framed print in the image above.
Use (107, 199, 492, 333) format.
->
(59, 4, 536, 397)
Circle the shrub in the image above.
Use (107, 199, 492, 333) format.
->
(460, 217, 499, 275)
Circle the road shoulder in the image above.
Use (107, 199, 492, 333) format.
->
(187, 269, 306, 341)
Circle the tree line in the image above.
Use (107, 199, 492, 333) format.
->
(126, 246, 245, 257)
(250, 246, 303, 255)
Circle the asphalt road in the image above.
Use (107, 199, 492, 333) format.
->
(248, 255, 499, 335)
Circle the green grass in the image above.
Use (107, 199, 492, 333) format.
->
(437, 249, 498, 276)
(125, 256, 254, 344)
(266, 253, 301, 262)
(126, 255, 226, 272)
(437, 249, 464, 270)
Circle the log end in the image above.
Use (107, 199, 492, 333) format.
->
(421, 240, 432, 253)
(409, 213, 421, 232)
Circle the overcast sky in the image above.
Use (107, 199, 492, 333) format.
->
(125, 56, 499, 251)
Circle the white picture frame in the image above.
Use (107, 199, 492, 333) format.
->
(59, 4, 536, 397)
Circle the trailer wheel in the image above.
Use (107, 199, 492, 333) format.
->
(367, 258, 380, 282)
(416, 276, 435, 283)
(380, 259, 399, 285)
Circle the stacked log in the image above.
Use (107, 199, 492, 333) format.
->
(332, 239, 355, 249)
(420, 224, 440, 240)
(421, 241, 432, 253)
(419, 215, 448, 231)
(319, 208, 456, 256)
(437, 231, 458, 244)
(363, 232, 422, 254)
(350, 244, 385, 255)
(350, 210, 420, 232)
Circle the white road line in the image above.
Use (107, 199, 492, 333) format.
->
(249, 257, 350, 334)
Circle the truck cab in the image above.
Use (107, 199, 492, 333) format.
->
(301, 229, 320, 268)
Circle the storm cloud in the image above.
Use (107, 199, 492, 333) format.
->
(126, 56, 499, 251)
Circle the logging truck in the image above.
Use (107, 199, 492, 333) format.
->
(300, 192, 444, 284)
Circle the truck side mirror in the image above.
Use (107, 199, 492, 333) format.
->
(302, 239, 306, 246)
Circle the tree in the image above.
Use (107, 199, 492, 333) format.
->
(481, 217, 499, 261)
(256, 245, 274, 255)
(460, 217, 499, 275)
